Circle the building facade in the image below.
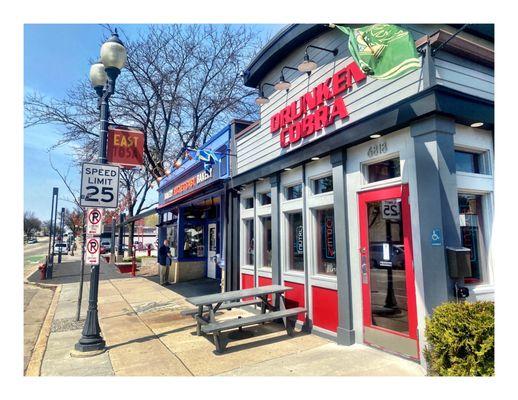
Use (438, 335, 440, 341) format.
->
(224, 24, 494, 363)
(157, 120, 252, 283)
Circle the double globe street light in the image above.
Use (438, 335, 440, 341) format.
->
(75, 29, 127, 353)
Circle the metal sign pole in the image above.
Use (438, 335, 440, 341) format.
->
(46, 187, 58, 278)
(47, 188, 59, 279)
(76, 209, 86, 321)
(58, 207, 65, 263)
(75, 76, 111, 353)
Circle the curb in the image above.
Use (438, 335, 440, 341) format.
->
(25, 284, 62, 376)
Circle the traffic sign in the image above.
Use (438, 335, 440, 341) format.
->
(86, 208, 104, 235)
(85, 237, 100, 265)
(80, 162, 120, 209)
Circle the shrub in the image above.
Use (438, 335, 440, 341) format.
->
(424, 301, 494, 376)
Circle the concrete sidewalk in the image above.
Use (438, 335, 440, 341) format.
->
(37, 265, 425, 376)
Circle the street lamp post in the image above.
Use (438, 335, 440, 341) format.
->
(75, 29, 127, 353)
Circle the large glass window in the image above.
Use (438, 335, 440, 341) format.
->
(285, 184, 302, 200)
(458, 194, 486, 282)
(244, 219, 254, 265)
(166, 224, 177, 257)
(287, 212, 304, 271)
(313, 176, 333, 194)
(244, 197, 254, 209)
(259, 192, 271, 205)
(316, 208, 337, 275)
(367, 157, 401, 183)
(183, 225, 204, 258)
(455, 151, 480, 174)
(261, 216, 272, 268)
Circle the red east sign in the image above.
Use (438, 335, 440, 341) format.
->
(270, 62, 367, 148)
(107, 125, 144, 168)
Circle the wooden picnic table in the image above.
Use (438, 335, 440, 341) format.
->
(185, 285, 305, 352)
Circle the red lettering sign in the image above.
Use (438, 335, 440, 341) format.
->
(269, 62, 366, 148)
(107, 125, 144, 168)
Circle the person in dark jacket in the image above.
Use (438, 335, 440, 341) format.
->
(157, 240, 172, 285)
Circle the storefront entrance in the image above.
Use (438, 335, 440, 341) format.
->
(358, 184, 419, 360)
(207, 223, 217, 279)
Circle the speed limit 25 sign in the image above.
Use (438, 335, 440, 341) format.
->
(80, 162, 120, 209)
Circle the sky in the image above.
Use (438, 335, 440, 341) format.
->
(24, 23, 284, 220)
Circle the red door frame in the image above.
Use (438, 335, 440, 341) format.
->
(358, 184, 418, 342)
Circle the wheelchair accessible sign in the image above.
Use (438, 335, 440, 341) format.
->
(431, 228, 442, 246)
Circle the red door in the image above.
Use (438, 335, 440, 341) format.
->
(358, 184, 419, 360)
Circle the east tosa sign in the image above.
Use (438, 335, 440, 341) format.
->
(270, 62, 367, 148)
(107, 125, 144, 168)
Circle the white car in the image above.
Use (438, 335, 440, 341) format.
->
(53, 242, 68, 255)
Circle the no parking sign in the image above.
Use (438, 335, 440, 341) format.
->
(85, 237, 100, 265)
(86, 208, 104, 235)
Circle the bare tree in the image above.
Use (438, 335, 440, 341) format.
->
(25, 24, 263, 252)
(24, 211, 42, 238)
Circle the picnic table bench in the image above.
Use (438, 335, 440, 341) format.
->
(185, 285, 306, 353)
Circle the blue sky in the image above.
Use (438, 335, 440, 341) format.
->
(24, 24, 283, 220)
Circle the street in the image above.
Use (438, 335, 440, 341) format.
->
(24, 237, 49, 278)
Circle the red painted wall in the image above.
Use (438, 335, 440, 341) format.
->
(284, 280, 306, 321)
(258, 276, 273, 302)
(241, 273, 255, 300)
(312, 286, 338, 332)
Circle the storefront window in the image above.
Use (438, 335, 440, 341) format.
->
(367, 157, 400, 183)
(285, 183, 302, 200)
(244, 197, 254, 209)
(261, 216, 272, 268)
(166, 224, 177, 257)
(316, 208, 336, 275)
(455, 151, 480, 174)
(183, 225, 204, 258)
(244, 219, 254, 265)
(259, 192, 271, 205)
(313, 176, 333, 194)
(458, 194, 485, 282)
(287, 212, 304, 271)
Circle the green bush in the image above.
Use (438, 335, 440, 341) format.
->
(424, 301, 494, 376)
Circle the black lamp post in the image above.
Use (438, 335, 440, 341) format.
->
(75, 29, 127, 353)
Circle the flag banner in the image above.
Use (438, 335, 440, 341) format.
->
(336, 24, 421, 80)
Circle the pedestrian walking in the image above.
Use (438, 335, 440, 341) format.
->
(157, 239, 172, 285)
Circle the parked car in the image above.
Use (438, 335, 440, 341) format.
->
(369, 243, 405, 269)
(27, 237, 38, 244)
(53, 242, 68, 255)
(100, 241, 111, 254)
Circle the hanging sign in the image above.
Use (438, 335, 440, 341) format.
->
(295, 225, 304, 254)
(381, 200, 401, 220)
(80, 162, 120, 209)
(107, 125, 144, 168)
(86, 208, 104, 235)
(324, 216, 335, 259)
(85, 237, 100, 265)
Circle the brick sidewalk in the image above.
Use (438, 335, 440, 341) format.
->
(36, 268, 424, 376)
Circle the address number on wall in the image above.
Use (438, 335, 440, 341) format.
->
(367, 142, 387, 158)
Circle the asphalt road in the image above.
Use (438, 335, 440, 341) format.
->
(24, 237, 50, 277)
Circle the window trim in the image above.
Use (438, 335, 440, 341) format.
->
(283, 181, 303, 202)
(457, 190, 491, 285)
(309, 173, 334, 196)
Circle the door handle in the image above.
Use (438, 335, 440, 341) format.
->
(360, 247, 366, 254)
